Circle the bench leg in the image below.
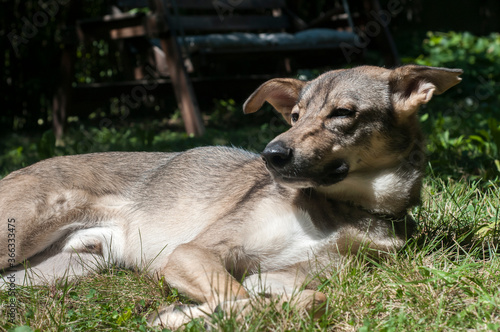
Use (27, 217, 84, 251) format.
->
(159, 34, 205, 137)
(52, 0, 80, 145)
(363, 0, 401, 67)
(53, 41, 76, 146)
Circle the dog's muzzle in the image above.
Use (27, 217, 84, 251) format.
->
(261, 141, 349, 187)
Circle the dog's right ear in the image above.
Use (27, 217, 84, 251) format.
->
(243, 78, 306, 124)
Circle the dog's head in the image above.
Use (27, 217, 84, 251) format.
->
(244, 65, 462, 191)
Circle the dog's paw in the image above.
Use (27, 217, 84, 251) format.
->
(148, 299, 253, 329)
(148, 303, 208, 329)
(284, 290, 327, 319)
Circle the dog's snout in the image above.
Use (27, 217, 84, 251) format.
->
(261, 141, 293, 169)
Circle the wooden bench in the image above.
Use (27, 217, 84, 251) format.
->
(67, 0, 379, 140)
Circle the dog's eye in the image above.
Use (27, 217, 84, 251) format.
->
(291, 113, 299, 123)
(330, 108, 355, 118)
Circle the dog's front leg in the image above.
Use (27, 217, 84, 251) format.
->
(149, 243, 249, 328)
(162, 243, 248, 304)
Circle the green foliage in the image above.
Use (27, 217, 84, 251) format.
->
(0, 0, 110, 131)
(404, 31, 500, 181)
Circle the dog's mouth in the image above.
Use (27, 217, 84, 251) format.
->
(264, 158, 350, 188)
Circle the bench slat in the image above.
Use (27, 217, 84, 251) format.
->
(78, 13, 146, 38)
(176, 0, 286, 10)
(172, 15, 291, 32)
(118, 0, 286, 10)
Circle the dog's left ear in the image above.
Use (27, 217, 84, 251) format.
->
(243, 78, 306, 124)
(389, 65, 463, 119)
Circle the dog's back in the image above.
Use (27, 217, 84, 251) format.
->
(0, 148, 270, 280)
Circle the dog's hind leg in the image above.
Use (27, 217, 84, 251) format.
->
(0, 252, 103, 288)
(0, 239, 106, 287)
(0, 172, 100, 271)
(0, 224, 123, 287)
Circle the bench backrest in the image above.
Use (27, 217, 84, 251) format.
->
(117, 0, 293, 34)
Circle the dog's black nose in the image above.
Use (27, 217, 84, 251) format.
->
(261, 141, 293, 169)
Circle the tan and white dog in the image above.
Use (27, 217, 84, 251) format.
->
(0, 65, 462, 328)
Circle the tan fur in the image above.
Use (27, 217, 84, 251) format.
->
(0, 65, 462, 329)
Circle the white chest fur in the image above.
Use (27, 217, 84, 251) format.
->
(243, 198, 328, 271)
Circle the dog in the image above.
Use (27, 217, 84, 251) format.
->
(0, 65, 462, 328)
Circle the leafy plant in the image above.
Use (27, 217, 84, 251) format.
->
(404, 31, 500, 181)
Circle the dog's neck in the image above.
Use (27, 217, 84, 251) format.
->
(316, 164, 423, 217)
